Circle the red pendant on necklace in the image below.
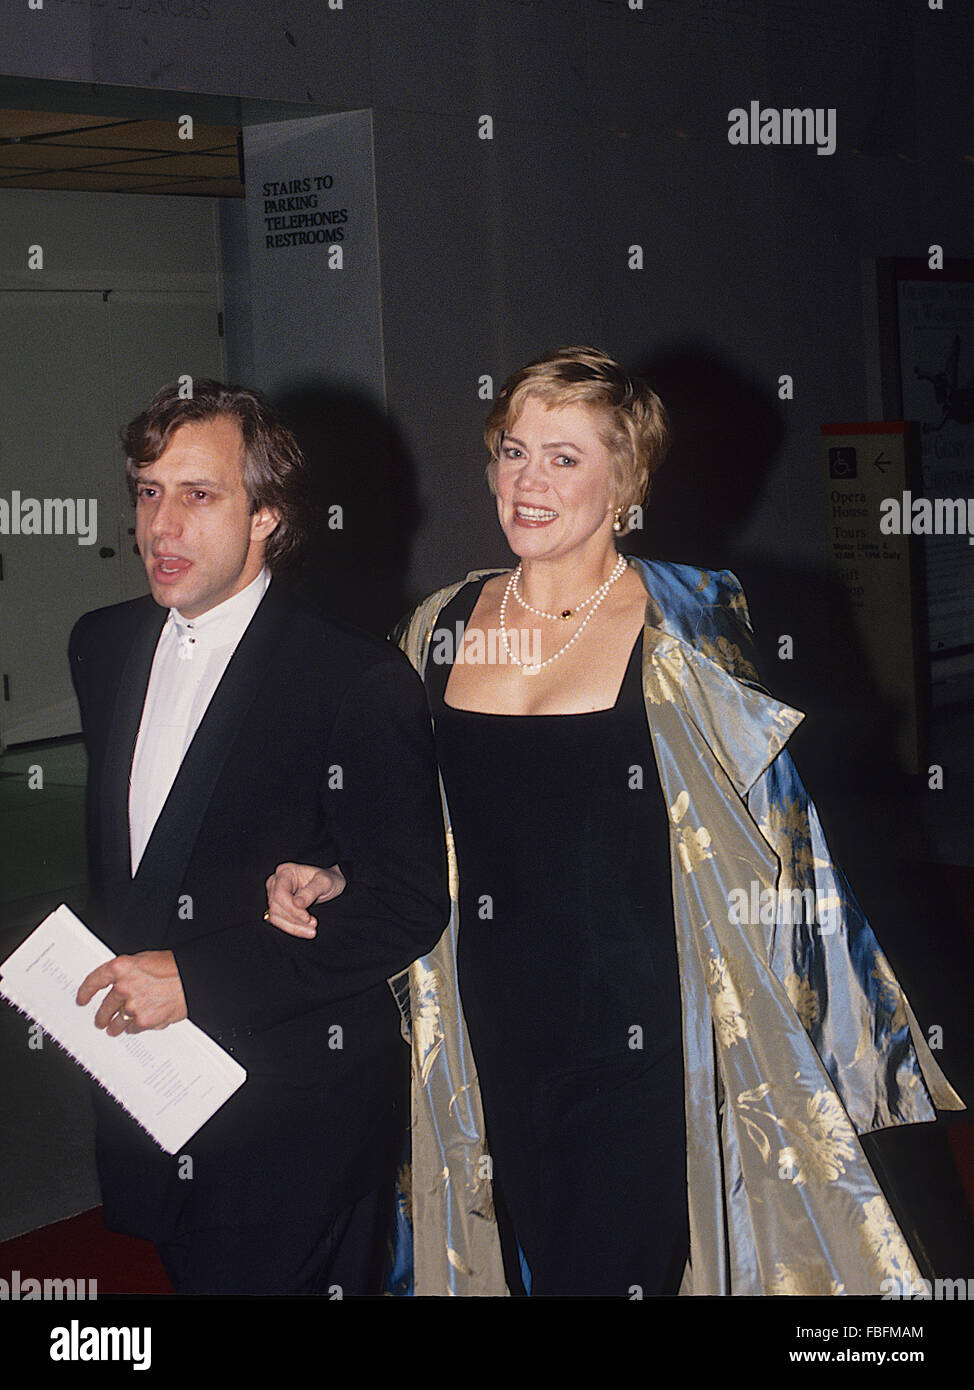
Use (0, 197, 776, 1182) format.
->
(561, 608, 572, 619)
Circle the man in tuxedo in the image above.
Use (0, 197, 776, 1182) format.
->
(71, 380, 448, 1294)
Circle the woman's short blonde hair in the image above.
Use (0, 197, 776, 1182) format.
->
(484, 346, 670, 532)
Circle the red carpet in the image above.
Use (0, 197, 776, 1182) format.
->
(0, 1208, 172, 1294)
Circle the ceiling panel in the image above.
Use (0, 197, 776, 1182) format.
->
(0, 109, 243, 196)
(0, 110, 119, 138)
(4, 169, 179, 192)
(99, 154, 240, 178)
(0, 142, 134, 169)
(134, 179, 247, 198)
(39, 118, 231, 151)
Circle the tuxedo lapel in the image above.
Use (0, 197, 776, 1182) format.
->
(124, 583, 294, 938)
(99, 601, 167, 902)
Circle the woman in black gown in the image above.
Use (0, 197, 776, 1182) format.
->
(426, 572, 686, 1295)
(266, 346, 686, 1295)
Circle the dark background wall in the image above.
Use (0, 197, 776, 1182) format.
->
(3, 0, 974, 1270)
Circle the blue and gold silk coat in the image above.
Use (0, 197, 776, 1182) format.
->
(392, 557, 964, 1296)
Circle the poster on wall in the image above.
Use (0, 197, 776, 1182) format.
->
(820, 422, 925, 775)
(878, 259, 974, 695)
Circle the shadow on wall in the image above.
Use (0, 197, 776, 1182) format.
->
(273, 380, 424, 640)
(630, 341, 919, 827)
(630, 341, 974, 1274)
(629, 340, 891, 791)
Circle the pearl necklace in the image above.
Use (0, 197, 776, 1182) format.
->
(511, 553, 627, 620)
(499, 555, 627, 674)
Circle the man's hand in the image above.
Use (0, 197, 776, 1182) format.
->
(264, 862, 346, 939)
(76, 950, 188, 1035)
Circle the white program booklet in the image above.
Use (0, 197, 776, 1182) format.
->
(0, 903, 246, 1154)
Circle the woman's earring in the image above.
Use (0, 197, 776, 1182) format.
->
(612, 507, 625, 534)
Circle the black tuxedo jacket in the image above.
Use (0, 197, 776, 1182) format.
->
(69, 579, 449, 1243)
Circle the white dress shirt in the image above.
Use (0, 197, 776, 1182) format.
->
(128, 567, 271, 874)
